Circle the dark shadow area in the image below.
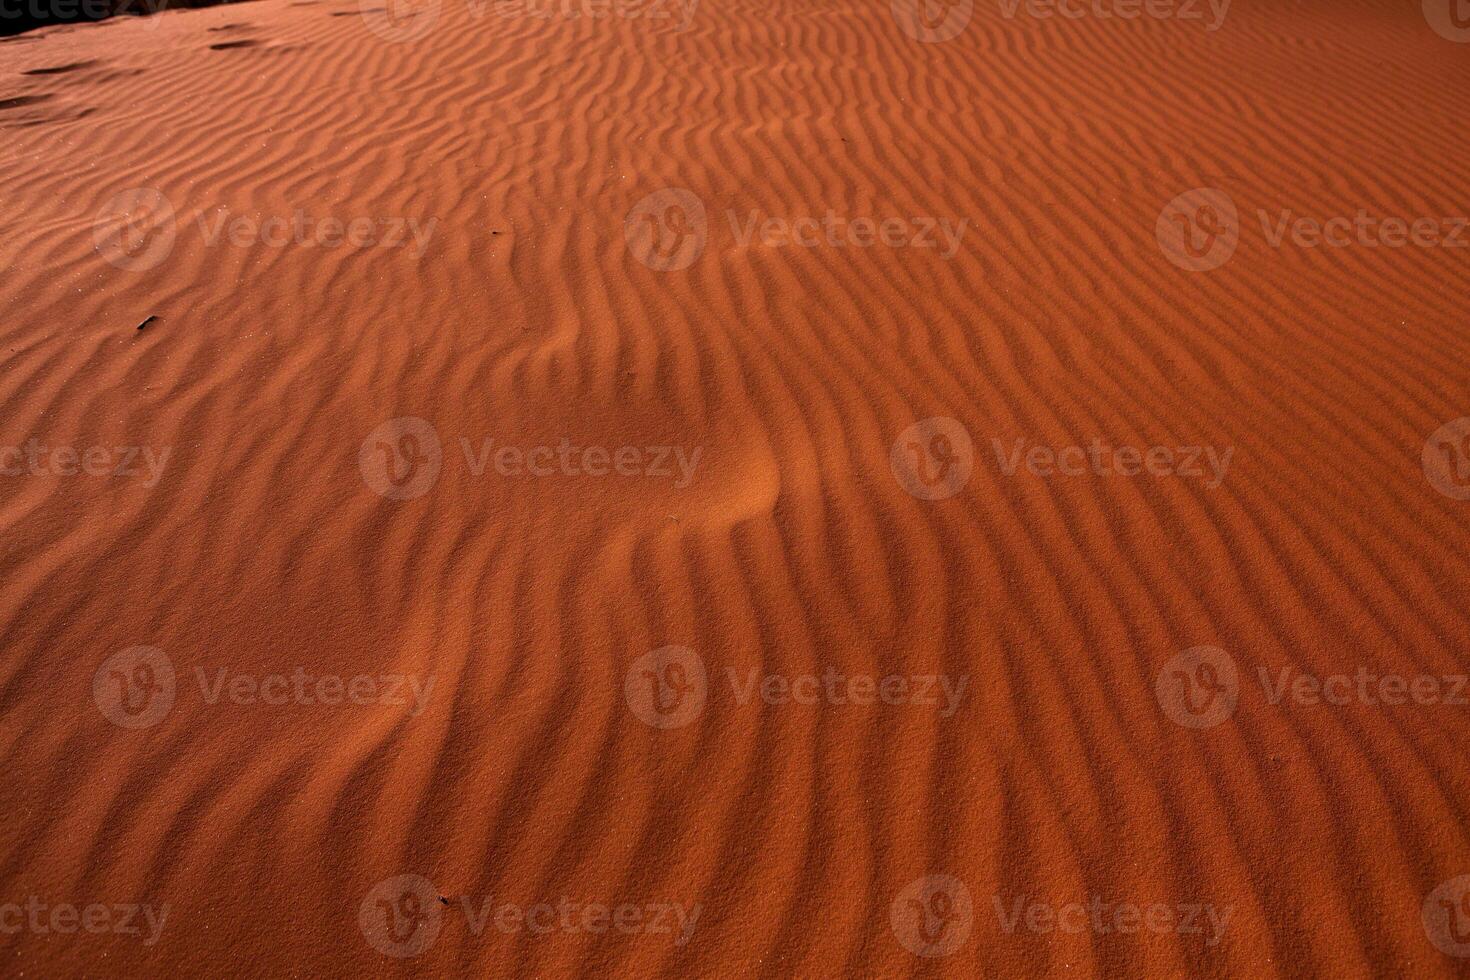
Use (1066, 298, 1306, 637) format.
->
(1, 0, 258, 38)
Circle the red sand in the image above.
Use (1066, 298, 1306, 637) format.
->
(2, 0, 1469, 974)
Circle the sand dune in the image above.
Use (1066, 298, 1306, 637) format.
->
(1, 0, 1469, 974)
